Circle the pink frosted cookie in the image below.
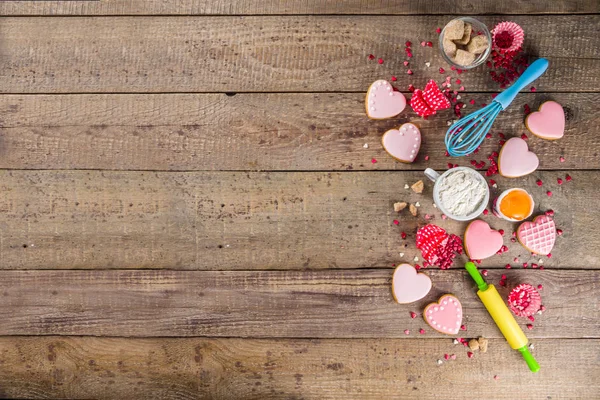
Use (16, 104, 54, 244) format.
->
(517, 215, 556, 255)
(424, 294, 462, 335)
(525, 101, 565, 140)
(498, 137, 539, 178)
(381, 123, 421, 163)
(365, 80, 406, 119)
(464, 220, 503, 260)
(391, 264, 432, 304)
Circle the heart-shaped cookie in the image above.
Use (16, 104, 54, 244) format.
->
(382, 123, 421, 163)
(464, 220, 503, 260)
(391, 264, 432, 304)
(424, 294, 462, 335)
(517, 215, 556, 255)
(366, 80, 406, 119)
(526, 101, 565, 140)
(499, 137, 539, 178)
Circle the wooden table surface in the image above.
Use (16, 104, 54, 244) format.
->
(0, 1, 599, 399)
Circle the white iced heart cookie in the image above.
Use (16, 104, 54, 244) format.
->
(366, 80, 406, 119)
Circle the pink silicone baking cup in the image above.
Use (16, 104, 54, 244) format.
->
(492, 21, 525, 53)
(508, 283, 541, 317)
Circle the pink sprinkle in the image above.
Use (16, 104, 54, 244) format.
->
(407, 69, 413, 75)
(391, 76, 397, 82)
(441, 214, 448, 220)
(566, 174, 572, 181)
(540, 305, 546, 311)
(483, 209, 489, 215)
(467, 352, 474, 359)
(482, 269, 488, 277)
(459, 86, 465, 91)
(560, 156, 565, 163)
(537, 284, 543, 290)
(494, 375, 499, 380)
(410, 311, 417, 319)
(439, 68, 445, 74)
(424, 155, 430, 161)
(404, 61, 409, 66)
(521, 133, 528, 140)
(505, 264, 511, 269)
(530, 87, 536, 92)
(460, 325, 466, 331)
(393, 219, 399, 225)
(368, 54, 375, 60)
(378, 58, 384, 64)
(420, 41, 426, 47)
(419, 328, 426, 334)
(536, 179, 543, 186)
(404, 329, 410, 335)
(401, 232, 407, 239)
(523, 262, 528, 268)
(425, 214, 431, 220)
(526, 324, 533, 330)
(436, 27, 442, 34)
(557, 178, 563, 185)
(557, 228, 563, 236)
(546, 191, 553, 197)
(371, 158, 377, 164)
(531, 263, 538, 269)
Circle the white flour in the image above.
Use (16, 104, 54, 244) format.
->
(437, 169, 487, 216)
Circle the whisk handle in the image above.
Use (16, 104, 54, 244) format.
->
(494, 58, 549, 110)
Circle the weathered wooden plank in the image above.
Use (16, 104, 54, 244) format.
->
(0, 170, 593, 270)
(0, 336, 597, 400)
(0, 269, 596, 338)
(1, 0, 597, 15)
(2, 16, 598, 93)
(0, 93, 594, 171)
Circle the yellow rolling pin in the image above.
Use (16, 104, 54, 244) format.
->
(465, 262, 539, 372)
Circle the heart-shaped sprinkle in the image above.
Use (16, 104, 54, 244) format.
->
(517, 215, 556, 255)
(499, 137, 539, 177)
(391, 264, 432, 304)
(382, 123, 421, 163)
(464, 220, 504, 260)
(424, 294, 463, 335)
(525, 101, 565, 140)
(365, 80, 406, 119)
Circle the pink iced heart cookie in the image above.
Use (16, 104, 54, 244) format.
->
(382, 123, 421, 163)
(499, 137, 539, 178)
(424, 294, 462, 335)
(391, 264, 432, 304)
(464, 220, 503, 260)
(366, 80, 407, 119)
(517, 215, 556, 255)
(526, 101, 565, 140)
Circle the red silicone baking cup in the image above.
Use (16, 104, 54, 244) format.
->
(492, 21, 525, 53)
(508, 283, 541, 317)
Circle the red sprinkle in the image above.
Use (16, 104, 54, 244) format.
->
(532, 263, 538, 269)
(403, 61, 409, 66)
(566, 174, 572, 181)
(521, 133, 528, 140)
(456, 79, 462, 84)
(528, 315, 535, 322)
(557, 178, 563, 185)
(444, 354, 450, 360)
(547, 253, 552, 258)
(499, 280, 506, 287)
(407, 69, 413, 75)
(530, 87, 536, 92)
(378, 58, 384, 64)
(547, 191, 553, 197)
(540, 305, 546, 311)
(405, 41, 412, 47)
(469, 99, 476, 105)
(537, 284, 543, 290)
(419, 328, 426, 334)
(545, 210, 554, 217)
(368, 54, 375, 60)
(505, 264, 512, 269)
(436, 27, 442, 34)
(401, 232, 407, 239)
(498, 229, 504, 235)
(424, 155, 430, 161)
(426, 41, 433, 47)
(439, 68, 445, 74)
(482, 270, 488, 277)
(526, 324, 533, 330)
(557, 229, 563, 236)
(371, 158, 377, 164)
(393, 220, 399, 225)
(410, 311, 417, 319)
(467, 352, 474, 359)
(501, 274, 507, 280)
(460, 325, 466, 331)
(391, 76, 397, 82)
(536, 179, 543, 186)
(483, 209, 489, 215)
(523, 262, 528, 268)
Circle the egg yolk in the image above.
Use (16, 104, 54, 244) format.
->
(500, 190, 532, 220)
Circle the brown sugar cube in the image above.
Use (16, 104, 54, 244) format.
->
(468, 339, 480, 351)
(454, 23, 473, 45)
(478, 337, 489, 353)
(394, 202, 407, 212)
(443, 38, 457, 58)
(444, 19, 465, 41)
(467, 35, 489, 55)
(454, 49, 476, 66)
(411, 180, 424, 194)
(409, 204, 418, 217)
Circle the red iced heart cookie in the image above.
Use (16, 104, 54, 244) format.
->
(517, 215, 556, 255)
(410, 89, 435, 117)
(391, 264, 432, 304)
(498, 137, 539, 178)
(381, 123, 421, 163)
(424, 294, 463, 335)
(464, 220, 503, 260)
(366, 80, 407, 119)
(525, 101, 565, 140)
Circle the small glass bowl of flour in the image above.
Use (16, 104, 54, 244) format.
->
(424, 167, 489, 221)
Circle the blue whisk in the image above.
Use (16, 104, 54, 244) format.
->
(445, 58, 549, 157)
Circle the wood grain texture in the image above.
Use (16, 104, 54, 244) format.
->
(0, 170, 593, 270)
(2, 16, 599, 93)
(1, 336, 598, 400)
(0, 269, 596, 338)
(1, 0, 597, 15)
(0, 93, 595, 171)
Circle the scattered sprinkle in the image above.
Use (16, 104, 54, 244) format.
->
(415, 202, 421, 207)
(557, 229, 563, 236)
(498, 229, 504, 235)
(467, 352, 474, 359)
(537, 284, 543, 290)
(419, 328, 426, 334)
(403, 61, 409, 66)
(424, 155, 430, 161)
(404, 184, 410, 189)
(450, 354, 456, 360)
(483, 209, 489, 215)
(444, 354, 450, 360)
(460, 325, 466, 331)
(439, 68, 445, 74)
(437, 359, 443, 365)
(425, 62, 431, 68)
(536, 179, 543, 186)
(407, 69, 413, 75)
(393, 220, 399, 225)
(413, 256, 419, 262)
(368, 54, 375, 60)
(566, 174, 572, 182)
(401, 232, 407, 239)
(436, 27, 442, 34)
(426, 41, 433, 47)
(560, 156, 565, 163)
(400, 252, 405, 257)
(482, 269, 488, 277)
(526, 324, 533, 330)
(391, 76, 397, 82)
(494, 375, 499, 380)
(410, 311, 417, 319)
(546, 191, 553, 197)
(521, 133, 528, 140)
(453, 339, 459, 345)
(529, 343, 534, 349)
(404, 329, 410, 335)
(505, 264, 511, 269)
(530, 87, 536, 92)
(363, 143, 369, 149)
(378, 58, 384, 64)
(405, 41, 412, 47)
(557, 177, 563, 185)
